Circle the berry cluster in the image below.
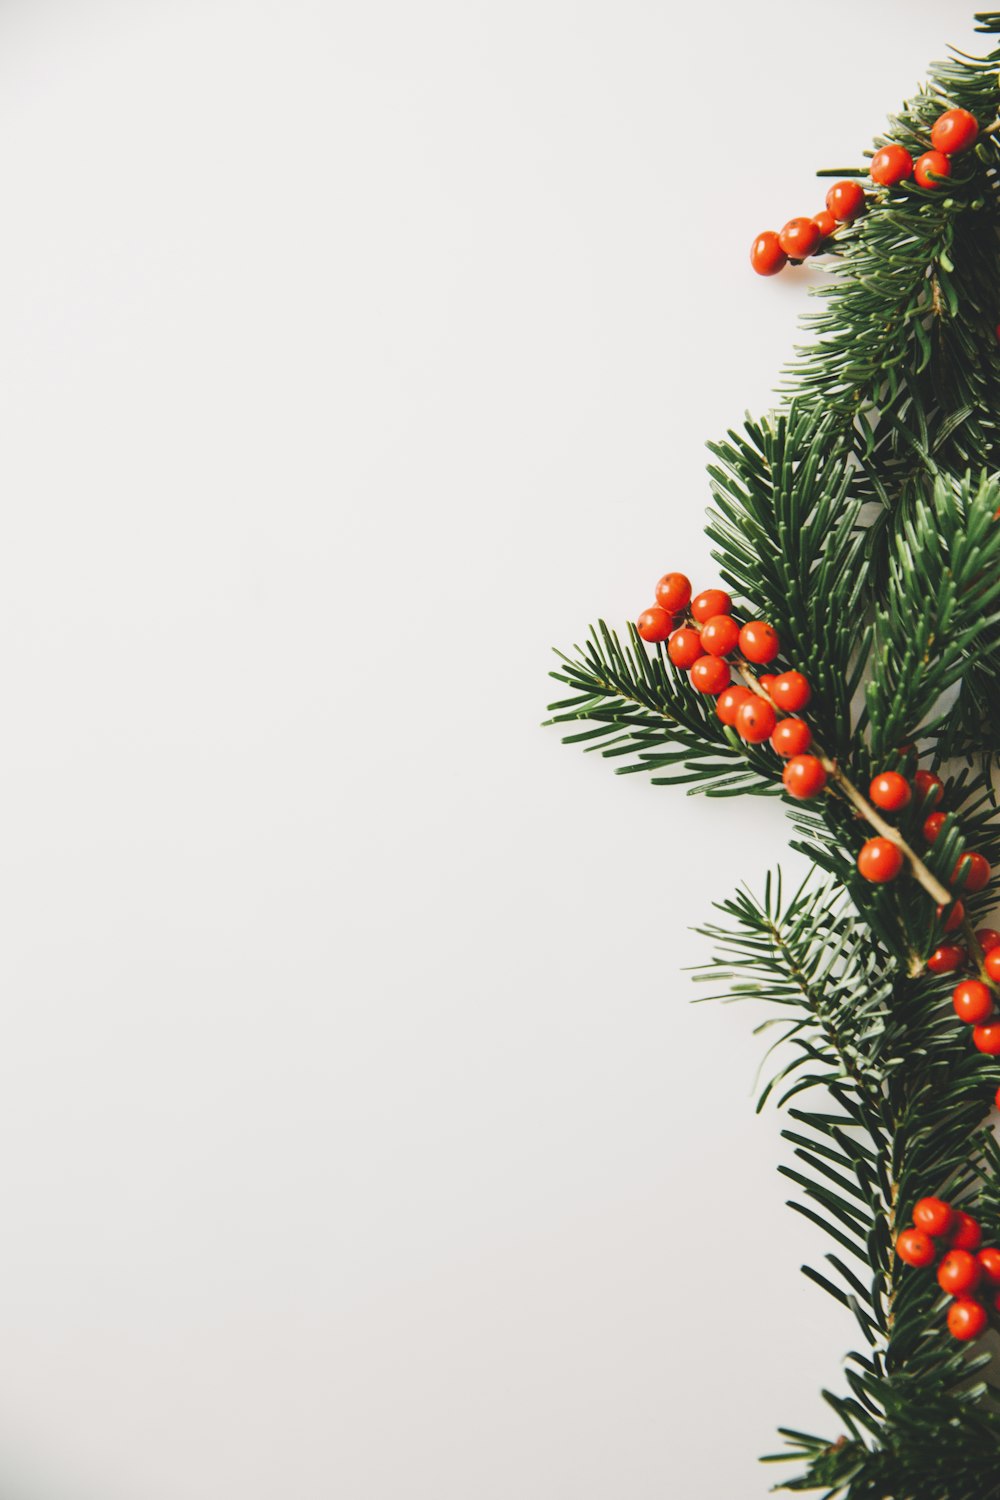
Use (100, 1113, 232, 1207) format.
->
(750, 107, 980, 277)
(896, 1196, 1000, 1343)
(637, 573, 827, 800)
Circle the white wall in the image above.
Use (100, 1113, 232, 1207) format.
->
(0, 3, 983, 1496)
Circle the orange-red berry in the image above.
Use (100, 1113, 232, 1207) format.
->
(655, 572, 691, 614)
(973, 1022, 1000, 1055)
(985, 949, 1000, 984)
(978, 929, 1000, 954)
(931, 107, 979, 155)
(812, 209, 836, 239)
(751, 231, 787, 277)
(948, 1298, 988, 1341)
(870, 772, 911, 812)
(914, 770, 945, 806)
(738, 620, 780, 664)
(736, 697, 777, 744)
(782, 754, 827, 801)
(953, 980, 993, 1025)
(857, 837, 903, 883)
(716, 685, 754, 728)
(939, 900, 966, 934)
(825, 179, 866, 222)
(978, 1248, 1000, 1285)
(938, 1248, 982, 1296)
(770, 671, 811, 713)
(871, 144, 913, 186)
(896, 1228, 936, 1267)
(770, 718, 811, 757)
(914, 1197, 954, 1237)
(637, 606, 673, 643)
(924, 811, 947, 843)
(951, 1212, 984, 1253)
(691, 589, 732, 624)
(954, 852, 991, 893)
(668, 627, 703, 669)
(700, 614, 741, 657)
(778, 217, 822, 259)
(927, 944, 965, 975)
(690, 655, 731, 694)
(914, 149, 952, 190)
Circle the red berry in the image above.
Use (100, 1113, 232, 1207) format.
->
(948, 1298, 988, 1341)
(939, 900, 966, 934)
(736, 697, 777, 744)
(751, 231, 787, 277)
(869, 772, 911, 812)
(914, 150, 952, 190)
(953, 980, 993, 1024)
(954, 852, 991, 893)
(758, 674, 779, 696)
(973, 1022, 1000, 1055)
(700, 614, 741, 657)
(825, 179, 866, 222)
(691, 589, 732, 624)
(668, 627, 703, 669)
(857, 837, 903, 883)
(927, 944, 965, 975)
(811, 209, 836, 239)
(690, 655, 731, 695)
(637, 606, 673, 643)
(870, 144, 913, 186)
(938, 1248, 982, 1296)
(770, 718, 811, 757)
(924, 811, 947, 843)
(716, 685, 754, 728)
(931, 107, 979, 155)
(738, 620, 780, 664)
(985, 949, 1000, 984)
(914, 1197, 954, 1237)
(655, 572, 692, 614)
(778, 217, 821, 259)
(950, 1212, 984, 1253)
(978, 1248, 1000, 1285)
(896, 1228, 936, 1267)
(995, 1082, 1000, 1111)
(770, 671, 811, 713)
(914, 770, 944, 807)
(782, 754, 827, 801)
(977, 929, 1000, 954)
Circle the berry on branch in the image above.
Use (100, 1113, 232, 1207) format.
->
(655, 572, 692, 614)
(914, 150, 952, 189)
(870, 143, 913, 185)
(952, 980, 993, 1024)
(750, 231, 787, 276)
(931, 107, 979, 154)
(700, 614, 741, 657)
(913, 1197, 954, 1237)
(637, 606, 674, 643)
(668, 627, 703, 669)
(738, 620, 780, 664)
(782, 754, 827, 800)
(770, 718, 811, 757)
(825, 179, 866, 222)
(778, 217, 822, 259)
(736, 697, 777, 743)
(896, 1227, 936, 1267)
(691, 589, 732, 624)
(770, 671, 811, 713)
(947, 1298, 988, 1342)
(937, 1248, 982, 1295)
(857, 837, 903, 883)
(869, 772, 911, 812)
(690, 655, 731, 695)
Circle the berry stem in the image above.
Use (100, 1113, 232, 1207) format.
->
(736, 665, 952, 907)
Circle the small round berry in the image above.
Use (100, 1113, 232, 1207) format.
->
(973, 1022, 1000, 1055)
(770, 671, 811, 713)
(637, 606, 674, 643)
(758, 674, 779, 697)
(655, 572, 692, 614)
(954, 852, 991, 893)
(950, 1211, 984, 1253)
(690, 655, 731, 695)
(811, 209, 836, 239)
(770, 718, 811, 757)
(700, 614, 741, 657)
(978, 1248, 1000, 1285)
(870, 144, 914, 186)
(691, 589, 732, 624)
(924, 811, 947, 843)
(736, 697, 777, 744)
(978, 928, 1000, 954)
(947, 1298, 988, 1341)
(782, 754, 828, 801)
(914, 150, 952, 190)
(940, 900, 966, 934)
(927, 944, 965, 975)
(716, 685, 754, 727)
(778, 217, 822, 259)
(751, 231, 787, 277)
(914, 770, 944, 806)
(738, 620, 780, 664)
(931, 107, 979, 155)
(825, 179, 866, 222)
(668, 627, 704, 670)
(985, 949, 1000, 984)
(953, 980, 993, 1024)
(869, 772, 912, 812)
(857, 837, 903, 883)
(995, 1082, 1000, 1111)
(896, 1227, 936, 1268)
(938, 1248, 982, 1296)
(914, 1197, 954, 1237)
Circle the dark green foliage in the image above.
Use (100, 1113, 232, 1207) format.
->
(545, 15, 1000, 1497)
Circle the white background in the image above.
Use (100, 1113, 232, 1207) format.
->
(0, 3, 987, 1497)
